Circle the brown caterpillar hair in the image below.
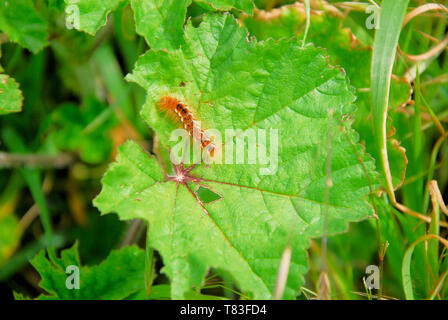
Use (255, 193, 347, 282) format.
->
(158, 96, 216, 156)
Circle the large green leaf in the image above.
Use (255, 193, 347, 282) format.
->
(131, 0, 254, 50)
(28, 243, 146, 299)
(0, 0, 49, 53)
(0, 74, 23, 116)
(243, 8, 408, 188)
(94, 13, 378, 299)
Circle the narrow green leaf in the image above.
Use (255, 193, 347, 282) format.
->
(402, 241, 418, 300)
(402, 235, 446, 300)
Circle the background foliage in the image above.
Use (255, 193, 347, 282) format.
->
(0, 0, 447, 300)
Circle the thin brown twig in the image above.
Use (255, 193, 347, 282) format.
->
(422, 74, 448, 87)
(393, 202, 448, 228)
(18, 204, 39, 231)
(18, 173, 54, 232)
(415, 29, 444, 43)
(0, 152, 74, 169)
(0, 32, 9, 43)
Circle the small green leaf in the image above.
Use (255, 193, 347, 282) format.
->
(0, 214, 21, 267)
(95, 13, 378, 299)
(30, 243, 146, 299)
(0, 0, 49, 53)
(196, 186, 222, 204)
(64, 0, 126, 35)
(0, 74, 23, 115)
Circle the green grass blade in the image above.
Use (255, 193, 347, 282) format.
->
(428, 182, 441, 284)
(402, 240, 418, 300)
(371, 0, 409, 199)
(402, 235, 448, 300)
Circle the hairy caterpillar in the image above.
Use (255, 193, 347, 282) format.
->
(158, 96, 216, 156)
